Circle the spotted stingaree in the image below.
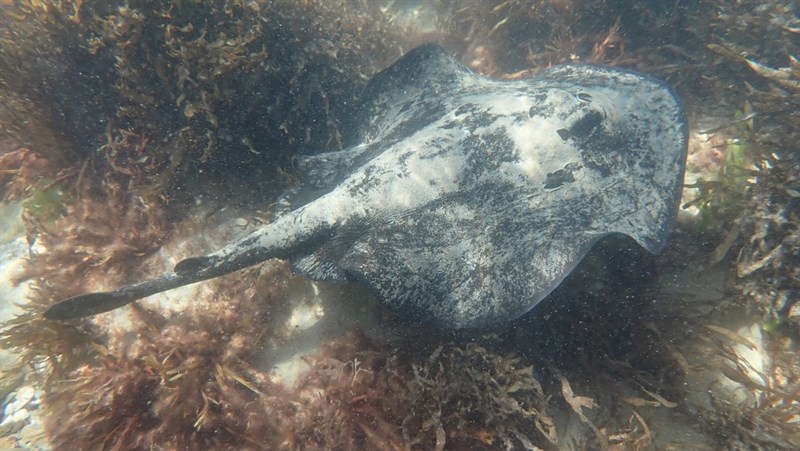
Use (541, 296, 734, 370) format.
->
(45, 44, 687, 328)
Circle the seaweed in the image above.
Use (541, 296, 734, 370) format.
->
(1, 0, 406, 207)
(0, 282, 98, 384)
(13, 130, 171, 291)
(285, 333, 556, 451)
(41, 262, 297, 450)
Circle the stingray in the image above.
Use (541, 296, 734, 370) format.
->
(44, 44, 687, 328)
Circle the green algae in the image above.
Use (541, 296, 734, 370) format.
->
(20, 178, 68, 226)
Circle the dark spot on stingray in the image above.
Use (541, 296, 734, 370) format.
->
(459, 129, 518, 187)
(529, 101, 556, 119)
(174, 256, 211, 274)
(544, 162, 582, 189)
(44, 43, 688, 328)
(454, 103, 479, 117)
(577, 127, 635, 178)
(569, 110, 605, 139)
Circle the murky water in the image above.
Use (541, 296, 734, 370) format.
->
(1, 1, 798, 449)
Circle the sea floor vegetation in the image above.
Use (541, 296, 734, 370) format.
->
(1, 0, 798, 449)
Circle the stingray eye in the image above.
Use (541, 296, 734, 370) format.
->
(576, 92, 592, 103)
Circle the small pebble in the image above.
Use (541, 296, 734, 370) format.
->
(3, 385, 35, 418)
(0, 407, 29, 428)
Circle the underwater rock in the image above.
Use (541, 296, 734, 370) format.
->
(44, 44, 687, 328)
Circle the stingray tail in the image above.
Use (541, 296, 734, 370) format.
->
(43, 272, 190, 320)
(44, 211, 335, 321)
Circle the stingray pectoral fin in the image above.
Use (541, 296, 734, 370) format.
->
(44, 272, 187, 321)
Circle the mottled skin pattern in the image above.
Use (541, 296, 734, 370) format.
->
(45, 44, 687, 328)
